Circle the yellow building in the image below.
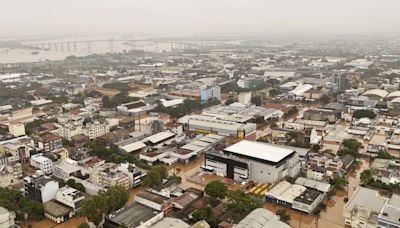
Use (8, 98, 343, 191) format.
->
(8, 122, 25, 137)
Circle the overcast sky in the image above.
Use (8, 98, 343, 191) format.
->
(1, 0, 400, 38)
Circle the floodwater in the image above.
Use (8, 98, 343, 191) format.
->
(265, 158, 369, 228)
(21, 216, 87, 228)
(0, 35, 171, 64)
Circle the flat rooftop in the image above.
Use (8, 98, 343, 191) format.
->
(106, 202, 158, 227)
(224, 140, 295, 163)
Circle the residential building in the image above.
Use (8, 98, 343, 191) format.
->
(91, 163, 130, 189)
(0, 207, 16, 228)
(30, 153, 53, 174)
(82, 121, 110, 139)
(117, 163, 146, 188)
(24, 173, 60, 203)
(0, 163, 22, 188)
(32, 132, 63, 153)
(55, 187, 85, 211)
(8, 121, 25, 137)
(43, 200, 74, 224)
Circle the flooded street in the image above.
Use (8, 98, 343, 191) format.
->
(21, 217, 87, 228)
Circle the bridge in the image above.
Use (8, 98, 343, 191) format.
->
(24, 39, 233, 54)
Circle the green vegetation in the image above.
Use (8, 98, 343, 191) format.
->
(227, 190, 263, 215)
(77, 223, 90, 228)
(0, 83, 38, 105)
(79, 185, 129, 226)
(190, 206, 217, 227)
(153, 99, 220, 118)
(269, 89, 280, 98)
(85, 90, 103, 98)
(0, 188, 44, 221)
(65, 179, 86, 193)
(141, 165, 168, 187)
(376, 151, 396, 159)
(86, 139, 150, 169)
(275, 209, 291, 223)
(251, 96, 262, 106)
(102, 93, 139, 108)
(360, 169, 400, 192)
(353, 110, 376, 119)
(225, 98, 235, 105)
(103, 82, 131, 93)
(360, 169, 373, 185)
(331, 176, 348, 188)
(319, 94, 330, 104)
(326, 189, 336, 200)
(337, 139, 362, 158)
(205, 181, 228, 206)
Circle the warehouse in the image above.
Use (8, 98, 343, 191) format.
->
(204, 140, 302, 183)
(178, 114, 256, 138)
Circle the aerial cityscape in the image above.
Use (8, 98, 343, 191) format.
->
(1, 0, 400, 228)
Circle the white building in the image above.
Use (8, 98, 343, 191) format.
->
(55, 187, 85, 211)
(30, 153, 53, 174)
(205, 140, 302, 183)
(344, 187, 388, 228)
(82, 121, 110, 139)
(0, 207, 16, 228)
(24, 173, 60, 203)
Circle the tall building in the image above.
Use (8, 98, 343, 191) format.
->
(24, 173, 60, 203)
(200, 86, 221, 102)
(8, 122, 25, 137)
(30, 153, 53, 174)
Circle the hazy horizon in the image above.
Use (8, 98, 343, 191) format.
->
(2, 0, 400, 39)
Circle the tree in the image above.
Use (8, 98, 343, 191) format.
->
(332, 176, 348, 188)
(251, 96, 262, 106)
(78, 223, 90, 228)
(79, 195, 106, 226)
(227, 190, 262, 214)
(342, 139, 362, 151)
(360, 169, 373, 185)
(102, 96, 111, 108)
(168, 174, 182, 184)
(20, 198, 44, 220)
(225, 98, 235, 105)
(319, 94, 330, 104)
(79, 185, 129, 226)
(326, 190, 336, 200)
(276, 209, 291, 223)
(205, 181, 228, 202)
(103, 185, 130, 214)
(142, 165, 168, 187)
(269, 89, 279, 98)
(311, 144, 321, 152)
(191, 206, 212, 223)
(0, 187, 44, 221)
(376, 151, 396, 159)
(353, 110, 376, 119)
